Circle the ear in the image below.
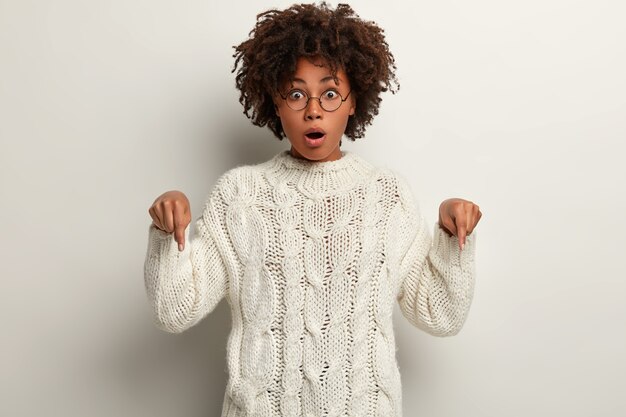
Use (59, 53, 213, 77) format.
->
(349, 97, 356, 116)
(274, 102, 281, 117)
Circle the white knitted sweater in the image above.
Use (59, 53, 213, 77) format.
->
(144, 149, 476, 417)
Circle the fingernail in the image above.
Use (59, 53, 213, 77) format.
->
(461, 243, 465, 251)
(178, 243, 184, 252)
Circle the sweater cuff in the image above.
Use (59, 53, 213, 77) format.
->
(432, 222, 476, 270)
(147, 223, 190, 252)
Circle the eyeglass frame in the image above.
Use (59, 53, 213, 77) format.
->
(278, 88, 353, 112)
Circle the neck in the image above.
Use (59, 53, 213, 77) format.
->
(289, 145, 343, 163)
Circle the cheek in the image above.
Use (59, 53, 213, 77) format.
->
(337, 110, 353, 130)
(277, 111, 298, 137)
(277, 111, 291, 126)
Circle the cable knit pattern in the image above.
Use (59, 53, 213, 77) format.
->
(144, 149, 477, 417)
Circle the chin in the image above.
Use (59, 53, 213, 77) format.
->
(290, 140, 341, 162)
(293, 147, 340, 162)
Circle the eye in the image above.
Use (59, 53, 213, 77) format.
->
(322, 89, 340, 100)
(287, 90, 306, 101)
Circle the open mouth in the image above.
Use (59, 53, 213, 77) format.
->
(305, 132, 325, 139)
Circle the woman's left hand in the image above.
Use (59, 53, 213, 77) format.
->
(438, 198, 482, 250)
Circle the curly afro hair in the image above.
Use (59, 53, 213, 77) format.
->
(232, 2, 399, 141)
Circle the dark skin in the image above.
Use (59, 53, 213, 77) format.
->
(148, 190, 190, 252)
(438, 198, 482, 250)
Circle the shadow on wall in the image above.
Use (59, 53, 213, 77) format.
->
(107, 299, 231, 416)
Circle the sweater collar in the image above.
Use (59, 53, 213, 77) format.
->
(262, 149, 375, 198)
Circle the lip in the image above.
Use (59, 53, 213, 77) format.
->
(304, 127, 326, 147)
(304, 127, 326, 136)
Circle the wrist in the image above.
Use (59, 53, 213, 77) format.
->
(437, 218, 454, 237)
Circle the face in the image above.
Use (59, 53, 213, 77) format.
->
(274, 56, 356, 162)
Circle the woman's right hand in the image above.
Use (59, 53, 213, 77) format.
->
(148, 191, 191, 251)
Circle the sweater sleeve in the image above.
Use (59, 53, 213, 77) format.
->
(143, 178, 231, 334)
(392, 175, 477, 337)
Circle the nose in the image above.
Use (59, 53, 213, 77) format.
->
(304, 97, 323, 120)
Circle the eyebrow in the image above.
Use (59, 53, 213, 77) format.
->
(291, 76, 339, 85)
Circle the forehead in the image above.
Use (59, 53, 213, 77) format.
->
(288, 56, 348, 85)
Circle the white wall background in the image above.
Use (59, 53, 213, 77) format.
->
(1, 0, 624, 416)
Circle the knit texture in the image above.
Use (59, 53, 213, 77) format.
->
(144, 149, 477, 417)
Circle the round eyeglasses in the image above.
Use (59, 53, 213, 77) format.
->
(279, 88, 352, 112)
